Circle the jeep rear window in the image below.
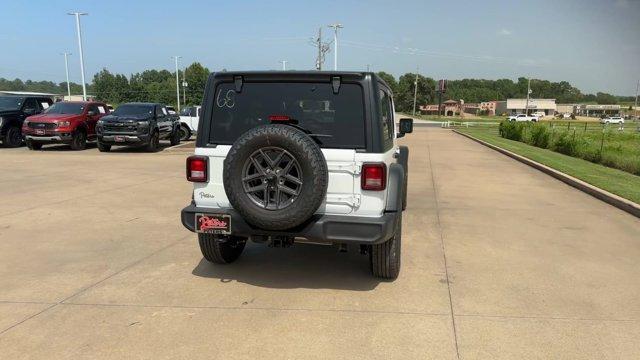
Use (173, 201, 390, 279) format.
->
(208, 82, 365, 149)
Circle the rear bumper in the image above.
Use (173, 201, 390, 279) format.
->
(181, 202, 398, 245)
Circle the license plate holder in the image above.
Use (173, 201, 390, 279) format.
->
(114, 135, 125, 142)
(195, 213, 231, 234)
(35, 129, 45, 135)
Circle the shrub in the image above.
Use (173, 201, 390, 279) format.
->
(551, 132, 577, 156)
(528, 125, 550, 148)
(499, 121, 524, 141)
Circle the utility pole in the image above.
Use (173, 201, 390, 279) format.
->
(524, 78, 531, 115)
(366, 64, 370, 72)
(280, 60, 287, 70)
(310, 27, 330, 71)
(68, 12, 88, 101)
(327, 23, 343, 71)
(412, 67, 419, 116)
(171, 56, 181, 111)
(61, 52, 72, 99)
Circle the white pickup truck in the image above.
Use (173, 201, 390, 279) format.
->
(178, 105, 201, 140)
(507, 113, 540, 122)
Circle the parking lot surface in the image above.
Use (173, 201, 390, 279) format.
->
(1, 129, 639, 359)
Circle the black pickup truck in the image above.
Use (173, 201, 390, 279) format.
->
(96, 102, 181, 152)
(0, 95, 53, 147)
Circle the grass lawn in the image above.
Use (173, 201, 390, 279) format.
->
(456, 127, 640, 204)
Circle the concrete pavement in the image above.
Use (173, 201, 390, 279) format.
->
(0, 130, 638, 359)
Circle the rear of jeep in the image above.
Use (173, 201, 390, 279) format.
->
(181, 71, 411, 279)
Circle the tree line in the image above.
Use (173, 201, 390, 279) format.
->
(1, 67, 633, 112)
(377, 72, 633, 113)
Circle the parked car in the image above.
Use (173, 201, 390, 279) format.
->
(22, 101, 109, 150)
(507, 113, 539, 122)
(180, 71, 413, 279)
(0, 95, 53, 147)
(96, 102, 181, 152)
(600, 116, 624, 124)
(532, 111, 546, 118)
(178, 105, 201, 140)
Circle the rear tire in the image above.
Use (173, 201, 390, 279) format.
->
(26, 140, 42, 150)
(3, 126, 22, 148)
(97, 141, 111, 152)
(70, 130, 87, 150)
(370, 212, 402, 279)
(179, 124, 191, 141)
(145, 131, 159, 152)
(198, 233, 246, 264)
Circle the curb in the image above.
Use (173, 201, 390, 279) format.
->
(453, 130, 640, 219)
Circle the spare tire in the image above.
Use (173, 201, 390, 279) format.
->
(223, 124, 328, 230)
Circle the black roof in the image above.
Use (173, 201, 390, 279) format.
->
(210, 71, 391, 90)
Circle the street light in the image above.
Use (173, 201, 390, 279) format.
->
(327, 23, 343, 71)
(61, 52, 72, 99)
(171, 56, 182, 111)
(67, 12, 88, 101)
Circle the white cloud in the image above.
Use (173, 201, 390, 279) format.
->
(498, 29, 513, 36)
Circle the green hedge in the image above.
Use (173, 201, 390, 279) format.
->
(498, 121, 640, 176)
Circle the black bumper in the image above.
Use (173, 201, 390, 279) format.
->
(181, 203, 398, 245)
(98, 133, 151, 145)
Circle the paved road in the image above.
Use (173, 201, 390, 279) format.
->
(0, 130, 638, 359)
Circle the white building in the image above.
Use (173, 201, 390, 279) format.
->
(496, 98, 557, 116)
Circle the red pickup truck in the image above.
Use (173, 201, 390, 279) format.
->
(22, 101, 109, 150)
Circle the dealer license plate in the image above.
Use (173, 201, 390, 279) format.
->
(114, 135, 125, 142)
(195, 213, 231, 234)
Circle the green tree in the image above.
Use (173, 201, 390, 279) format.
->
(376, 71, 398, 94)
(394, 73, 436, 113)
(184, 62, 210, 106)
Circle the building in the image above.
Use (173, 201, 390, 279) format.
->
(479, 101, 498, 116)
(556, 104, 577, 115)
(577, 104, 620, 117)
(496, 98, 557, 116)
(419, 100, 477, 116)
(63, 94, 96, 102)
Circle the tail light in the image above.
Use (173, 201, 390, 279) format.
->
(186, 156, 208, 182)
(361, 163, 386, 191)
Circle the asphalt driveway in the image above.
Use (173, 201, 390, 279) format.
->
(0, 130, 638, 359)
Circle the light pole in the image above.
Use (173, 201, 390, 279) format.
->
(327, 23, 343, 71)
(412, 67, 419, 116)
(61, 52, 72, 99)
(68, 12, 88, 101)
(634, 79, 639, 121)
(524, 78, 531, 115)
(171, 56, 182, 111)
(280, 60, 287, 70)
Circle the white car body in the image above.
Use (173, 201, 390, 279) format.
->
(192, 124, 397, 219)
(508, 114, 539, 122)
(532, 111, 546, 118)
(600, 116, 624, 124)
(179, 106, 201, 134)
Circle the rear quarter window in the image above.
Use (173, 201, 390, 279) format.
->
(208, 82, 366, 149)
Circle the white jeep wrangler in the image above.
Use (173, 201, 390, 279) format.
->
(181, 71, 412, 279)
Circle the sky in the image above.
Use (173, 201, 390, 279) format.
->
(0, 0, 639, 95)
